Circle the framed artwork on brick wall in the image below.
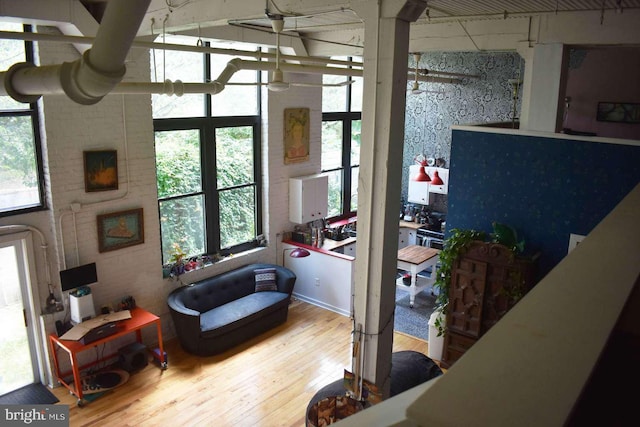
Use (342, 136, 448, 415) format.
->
(97, 208, 144, 252)
(284, 108, 310, 164)
(84, 150, 118, 192)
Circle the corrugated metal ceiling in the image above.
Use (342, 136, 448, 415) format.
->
(425, 0, 640, 19)
(234, 0, 640, 32)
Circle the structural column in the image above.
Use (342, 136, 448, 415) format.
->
(519, 42, 568, 132)
(351, 0, 426, 399)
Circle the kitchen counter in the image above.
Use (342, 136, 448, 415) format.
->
(399, 220, 424, 230)
(285, 220, 424, 258)
(282, 220, 429, 317)
(320, 236, 357, 252)
(282, 238, 355, 260)
(282, 241, 355, 316)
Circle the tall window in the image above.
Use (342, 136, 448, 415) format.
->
(321, 57, 362, 219)
(0, 23, 45, 217)
(153, 36, 262, 263)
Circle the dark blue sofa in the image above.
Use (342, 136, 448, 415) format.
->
(167, 263, 296, 356)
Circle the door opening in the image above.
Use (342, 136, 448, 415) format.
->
(0, 232, 42, 395)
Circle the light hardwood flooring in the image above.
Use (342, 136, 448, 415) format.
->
(51, 299, 430, 427)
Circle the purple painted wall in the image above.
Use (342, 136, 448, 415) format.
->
(564, 47, 640, 140)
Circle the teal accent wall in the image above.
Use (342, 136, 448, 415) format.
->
(448, 130, 640, 278)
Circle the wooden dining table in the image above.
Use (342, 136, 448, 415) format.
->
(396, 245, 440, 308)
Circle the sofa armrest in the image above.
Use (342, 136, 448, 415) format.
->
(275, 265, 297, 295)
(167, 288, 201, 348)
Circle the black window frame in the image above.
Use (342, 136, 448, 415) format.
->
(0, 24, 46, 218)
(321, 58, 361, 221)
(153, 42, 263, 263)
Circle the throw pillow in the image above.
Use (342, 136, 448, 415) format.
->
(254, 267, 277, 292)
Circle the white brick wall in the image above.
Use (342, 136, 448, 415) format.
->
(1, 32, 324, 380)
(264, 72, 324, 265)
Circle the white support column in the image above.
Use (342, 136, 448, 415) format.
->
(351, 0, 426, 399)
(519, 43, 568, 132)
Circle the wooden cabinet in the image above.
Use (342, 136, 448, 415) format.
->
(398, 228, 408, 249)
(425, 166, 449, 194)
(407, 165, 450, 204)
(289, 174, 328, 224)
(407, 229, 417, 246)
(343, 242, 356, 257)
(407, 165, 430, 204)
(398, 226, 418, 250)
(441, 241, 539, 368)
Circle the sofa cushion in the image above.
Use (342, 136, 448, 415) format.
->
(254, 267, 277, 292)
(200, 291, 289, 338)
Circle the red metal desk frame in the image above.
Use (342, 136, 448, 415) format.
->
(49, 307, 166, 404)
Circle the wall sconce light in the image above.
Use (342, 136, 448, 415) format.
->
(283, 247, 311, 265)
(287, 248, 311, 258)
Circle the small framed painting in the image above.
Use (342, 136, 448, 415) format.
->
(284, 108, 310, 164)
(97, 208, 144, 253)
(84, 150, 118, 192)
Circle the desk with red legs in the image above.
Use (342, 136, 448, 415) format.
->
(49, 307, 166, 406)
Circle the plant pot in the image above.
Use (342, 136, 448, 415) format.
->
(427, 310, 445, 361)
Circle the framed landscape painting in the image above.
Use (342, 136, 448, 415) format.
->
(84, 150, 118, 192)
(97, 208, 144, 252)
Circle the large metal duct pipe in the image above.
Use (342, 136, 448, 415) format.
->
(3, 0, 150, 105)
(109, 58, 364, 96)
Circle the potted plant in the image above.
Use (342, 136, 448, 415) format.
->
(431, 228, 487, 337)
(169, 243, 187, 277)
(432, 222, 527, 337)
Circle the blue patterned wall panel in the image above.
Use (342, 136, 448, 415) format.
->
(448, 129, 640, 278)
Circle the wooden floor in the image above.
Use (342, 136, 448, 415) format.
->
(51, 299, 430, 427)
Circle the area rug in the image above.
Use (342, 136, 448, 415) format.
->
(0, 383, 59, 405)
(394, 283, 437, 341)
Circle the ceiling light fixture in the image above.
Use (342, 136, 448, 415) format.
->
(412, 157, 431, 182)
(268, 15, 290, 92)
(430, 170, 444, 185)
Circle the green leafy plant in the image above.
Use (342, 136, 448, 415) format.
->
(432, 228, 487, 336)
(432, 223, 528, 336)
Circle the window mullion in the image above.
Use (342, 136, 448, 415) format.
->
(342, 118, 351, 214)
(202, 124, 220, 253)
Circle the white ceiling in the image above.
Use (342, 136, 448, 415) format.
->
(2, 0, 640, 57)
(137, 0, 640, 56)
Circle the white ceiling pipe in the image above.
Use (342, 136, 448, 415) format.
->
(0, 56, 363, 99)
(0, 30, 364, 69)
(407, 72, 462, 84)
(2, 0, 150, 105)
(113, 58, 363, 96)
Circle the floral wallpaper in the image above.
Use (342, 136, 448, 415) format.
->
(401, 51, 524, 212)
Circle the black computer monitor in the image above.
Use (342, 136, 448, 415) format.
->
(59, 262, 98, 292)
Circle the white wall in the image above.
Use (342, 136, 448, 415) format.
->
(265, 71, 325, 265)
(0, 29, 327, 382)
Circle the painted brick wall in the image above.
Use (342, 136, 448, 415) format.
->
(264, 72, 324, 265)
(35, 29, 166, 352)
(2, 32, 324, 378)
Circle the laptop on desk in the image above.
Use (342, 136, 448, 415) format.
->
(59, 310, 132, 342)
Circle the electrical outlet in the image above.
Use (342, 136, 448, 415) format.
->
(568, 233, 586, 254)
(315, 278, 320, 287)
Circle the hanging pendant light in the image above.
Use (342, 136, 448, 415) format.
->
(412, 156, 431, 182)
(430, 170, 444, 185)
